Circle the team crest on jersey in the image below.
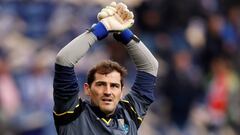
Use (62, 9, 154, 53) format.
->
(118, 119, 129, 134)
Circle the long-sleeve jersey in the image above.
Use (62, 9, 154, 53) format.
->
(53, 24, 158, 135)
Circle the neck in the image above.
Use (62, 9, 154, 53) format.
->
(90, 105, 116, 119)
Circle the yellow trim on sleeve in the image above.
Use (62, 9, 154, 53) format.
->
(53, 104, 79, 116)
(53, 111, 74, 116)
(130, 107, 137, 114)
(121, 100, 129, 103)
(137, 117, 143, 122)
(121, 99, 143, 123)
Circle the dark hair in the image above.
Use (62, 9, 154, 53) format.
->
(87, 60, 127, 87)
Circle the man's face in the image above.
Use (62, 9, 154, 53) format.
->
(84, 71, 123, 115)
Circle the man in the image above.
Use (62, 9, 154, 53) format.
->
(53, 2, 158, 135)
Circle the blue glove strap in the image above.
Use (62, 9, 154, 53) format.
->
(90, 22, 108, 40)
(114, 29, 134, 44)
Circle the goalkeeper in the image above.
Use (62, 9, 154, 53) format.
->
(53, 2, 158, 135)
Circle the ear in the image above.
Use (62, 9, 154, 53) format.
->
(84, 83, 91, 96)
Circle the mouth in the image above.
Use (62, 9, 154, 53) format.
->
(101, 98, 113, 104)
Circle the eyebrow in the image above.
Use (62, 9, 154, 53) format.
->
(95, 81, 120, 86)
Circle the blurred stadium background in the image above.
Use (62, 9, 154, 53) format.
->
(0, 0, 240, 135)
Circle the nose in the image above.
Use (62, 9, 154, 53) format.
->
(103, 85, 111, 96)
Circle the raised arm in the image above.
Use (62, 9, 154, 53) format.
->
(114, 29, 159, 121)
(53, 24, 106, 114)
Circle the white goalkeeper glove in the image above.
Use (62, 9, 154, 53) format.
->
(97, 2, 134, 32)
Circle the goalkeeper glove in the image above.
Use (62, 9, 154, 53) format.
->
(98, 2, 134, 32)
(90, 2, 134, 40)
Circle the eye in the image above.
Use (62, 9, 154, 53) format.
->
(111, 83, 120, 89)
(96, 82, 106, 87)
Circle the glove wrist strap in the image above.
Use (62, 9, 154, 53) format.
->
(90, 22, 108, 40)
(114, 29, 139, 45)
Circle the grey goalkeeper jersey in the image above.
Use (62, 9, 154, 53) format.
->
(53, 30, 158, 135)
